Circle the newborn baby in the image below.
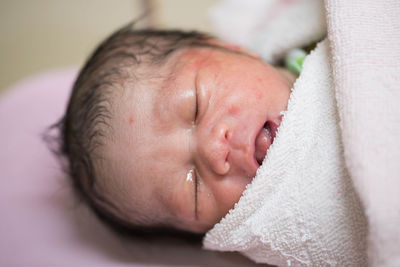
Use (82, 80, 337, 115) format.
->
(59, 24, 294, 234)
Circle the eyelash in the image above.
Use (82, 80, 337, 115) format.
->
(194, 88, 199, 121)
(193, 168, 199, 220)
(193, 87, 199, 219)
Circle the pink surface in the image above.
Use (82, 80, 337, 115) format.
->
(0, 69, 258, 267)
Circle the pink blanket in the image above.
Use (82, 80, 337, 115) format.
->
(0, 69, 257, 267)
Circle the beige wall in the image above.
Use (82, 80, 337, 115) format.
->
(154, 0, 216, 31)
(0, 0, 218, 94)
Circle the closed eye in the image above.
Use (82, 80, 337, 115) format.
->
(193, 168, 199, 220)
(193, 73, 200, 123)
(194, 87, 198, 122)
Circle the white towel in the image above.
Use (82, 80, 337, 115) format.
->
(209, 0, 326, 63)
(325, 1, 400, 265)
(203, 40, 367, 266)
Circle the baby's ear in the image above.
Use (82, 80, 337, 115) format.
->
(209, 39, 261, 59)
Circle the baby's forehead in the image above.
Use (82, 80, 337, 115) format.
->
(116, 44, 257, 113)
(110, 48, 204, 134)
(112, 43, 256, 123)
(162, 44, 251, 83)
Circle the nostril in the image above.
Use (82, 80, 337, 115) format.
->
(219, 148, 231, 174)
(216, 123, 230, 142)
(209, 148, 230, 175)
(225, 150, 230, 165)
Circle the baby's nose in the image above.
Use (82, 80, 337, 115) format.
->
(199, 122, 231, 175)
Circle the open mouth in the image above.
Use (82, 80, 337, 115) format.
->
(254, 121, 278, 165)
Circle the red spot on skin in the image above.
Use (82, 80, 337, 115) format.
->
(242, 146, 249, 155)
(193, 57, 208, 69)
(252, 88, 262, 99)
(228, 105, 239, 115)
(120, 77, 127, 87)
(129, 115, 134, 125)
(181, 49, 214, 71)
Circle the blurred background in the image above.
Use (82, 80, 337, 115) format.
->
(0, 0, 218, 94)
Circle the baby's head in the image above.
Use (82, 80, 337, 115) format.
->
(60, 25, 292, 235)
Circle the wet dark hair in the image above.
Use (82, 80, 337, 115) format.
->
(47, 22, 222, 239)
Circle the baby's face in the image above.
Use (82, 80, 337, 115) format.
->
(104, 45, 291, 233)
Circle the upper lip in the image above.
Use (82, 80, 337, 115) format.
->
(267, 120, 279, 141)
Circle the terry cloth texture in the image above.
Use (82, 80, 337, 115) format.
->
(325, 0, 400, 266)
(203, 40, 367, 266)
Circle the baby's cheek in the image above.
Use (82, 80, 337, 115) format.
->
(210, 180, 247, 218)
(196, 187, 224, 228)
(249, 85, 264, 99)
(167, 176, 197, 222)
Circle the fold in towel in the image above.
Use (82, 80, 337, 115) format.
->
(203, 41, 367, 266)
